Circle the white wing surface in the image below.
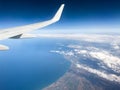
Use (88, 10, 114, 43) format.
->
(0, 4, 64, 50)
(0, 4, 65, 40)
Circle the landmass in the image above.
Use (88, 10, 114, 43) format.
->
(43, 63, 120, 90)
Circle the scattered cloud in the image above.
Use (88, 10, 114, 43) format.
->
(50, 34, 120, 83)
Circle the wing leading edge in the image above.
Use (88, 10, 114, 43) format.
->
(0, 4, 65, 40)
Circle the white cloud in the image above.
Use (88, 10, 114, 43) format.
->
(67, 45, 82, 49)
(35, 34, 120, 44)
(89, 51, 120, 73)
(50, 34, 120, 83)
(76, 63, 120, 83)
(112, 43, 120, 50)
(51, 46, 120, 83)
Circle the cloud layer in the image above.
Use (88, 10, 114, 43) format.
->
(50, 34, 120, 83)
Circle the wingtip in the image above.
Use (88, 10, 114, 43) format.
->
(61, 4, 65, 7)
(52, 4, 65, 22)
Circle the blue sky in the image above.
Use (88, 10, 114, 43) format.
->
(0, 0, 120, 33)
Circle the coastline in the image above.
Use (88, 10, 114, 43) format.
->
(43, 57, 120, 90)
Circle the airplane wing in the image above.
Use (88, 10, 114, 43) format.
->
(0, 4, 64, 50)
(0, 4, 64, 40)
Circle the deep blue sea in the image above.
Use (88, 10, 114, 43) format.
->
(0, 38, 70, 90)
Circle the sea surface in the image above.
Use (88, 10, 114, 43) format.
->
(0, 38, 70, 90)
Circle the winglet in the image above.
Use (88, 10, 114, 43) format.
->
(52, 4, 65, 22)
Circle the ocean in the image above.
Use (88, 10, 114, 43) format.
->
(0, 38, 70, 90)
